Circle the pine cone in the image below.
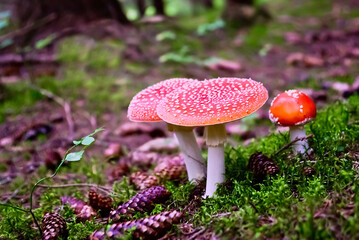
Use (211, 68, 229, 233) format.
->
(41, 213, 68, 240)
(109, 185, 171, 222)
(248, 152, 279, 178)
(61, 196, 96, 222)
(91, 210, 183, 240)
(155, 156, 187, 181)
(303, 166, 316, 177)
(88, 190, 113, 217)
(130, 171, 159, 190)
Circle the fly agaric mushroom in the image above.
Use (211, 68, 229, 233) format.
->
(157, 78, 268, 197)
(128, 78, 206, 181)
(269, 90, 316, 154)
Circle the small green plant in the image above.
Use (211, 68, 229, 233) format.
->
(197, 19, 225, 36)
(0, 128, 103, 237)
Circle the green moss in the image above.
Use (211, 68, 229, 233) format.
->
(0, 207, 40, 239)
(0, 83, 44, 123)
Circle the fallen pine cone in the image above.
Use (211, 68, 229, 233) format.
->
(88, 189, 113, 217)
(41, 212, 68, 240)
(303, 166, 316, 177)
(91, 210, 183, 240)
(130, 171, 159, 190)
(109, 162, 130, 181)
(109, 185, 171, 222)
(248, 152, 279, 179)
(155, 156, 187, 181)
(155, 164, 187, 181)
(61, 196, 96, 222)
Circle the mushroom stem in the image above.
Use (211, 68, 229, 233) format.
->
(204, 124, 227, 197)
(174, 131, 206, 181)
(205, 144, 225, 197)
(290, 125, 309, 154)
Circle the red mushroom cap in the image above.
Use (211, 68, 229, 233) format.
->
(157, 78, 268, 126)
(128, 78, 196, 122)
(269, 90, 316, 126)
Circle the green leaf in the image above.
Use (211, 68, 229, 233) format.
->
(87, 127, 104, 137)
(73, 140, 81, 145)
(0, 20, 9, 30)
(35, 34, 56, 49)
(197, 19, 225, 36)
(0, 39, 13, 49)
(156, 31, 176, 41)
(81, 136, 95, 146)
(0, 11, 10, 19)
(65, 150, 84, 161)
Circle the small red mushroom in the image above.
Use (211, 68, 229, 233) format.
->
(269, 90, 317, 154)
(157, 77, 268, 197)
(128, 78, 206, 181)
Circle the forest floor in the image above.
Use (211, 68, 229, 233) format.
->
(1, 0, 359, 239)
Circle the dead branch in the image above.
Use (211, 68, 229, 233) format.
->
(188, 227, 206, 240)
(0, 14, 57, 43)
(28, 85, 74, 141)
(276, 134, 314, 155)
(37, 183, 116, 195)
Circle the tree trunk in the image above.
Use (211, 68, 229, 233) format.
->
(14, 0, 131, 28)
(136, 0, 146, 18)
(5, 0, 131, 51)
(153, 0, 165, 15)
(223, 0, 270, 28)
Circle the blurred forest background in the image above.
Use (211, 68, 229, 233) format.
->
(0, 0, 358, 127)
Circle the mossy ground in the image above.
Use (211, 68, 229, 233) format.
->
(1, 0, 359, 239)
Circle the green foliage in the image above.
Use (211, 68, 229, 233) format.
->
(156, 31, 177, 41)
(0, 11, 10, 30)
(166, 181, 197, 208)
(0, 83, 44, 123)
(67, 220, 101, 240)
(35, 34, 56, 49)
(0, 207, 39, 239)
(159, 46, 200, 64)
(197, 19, 225, 36)
(112, 177, 137, 205)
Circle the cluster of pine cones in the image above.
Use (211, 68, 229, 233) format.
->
(60, 189, 113, 221)
(41, 156, 187, 239)
(42, 185, 181, 239)
(91, 210, 183, 240)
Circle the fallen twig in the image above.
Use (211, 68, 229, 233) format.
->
(188, 227, 206, 240)
(0, 14, 57, 43)
(3, 185, 23, 203)
(37, 183, 116, 195)
(276, 134, 313, 155)
(28, 85, 74, 141)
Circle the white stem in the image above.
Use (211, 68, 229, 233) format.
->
(205, 145, 225, 197)
(290, 125, 309, 154)
(174, 131, 206, 181)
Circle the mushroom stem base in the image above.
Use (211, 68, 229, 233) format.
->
(205, 145, 225, 197)
(290, 125, 309, 154)
(174, 131, 206, 181)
